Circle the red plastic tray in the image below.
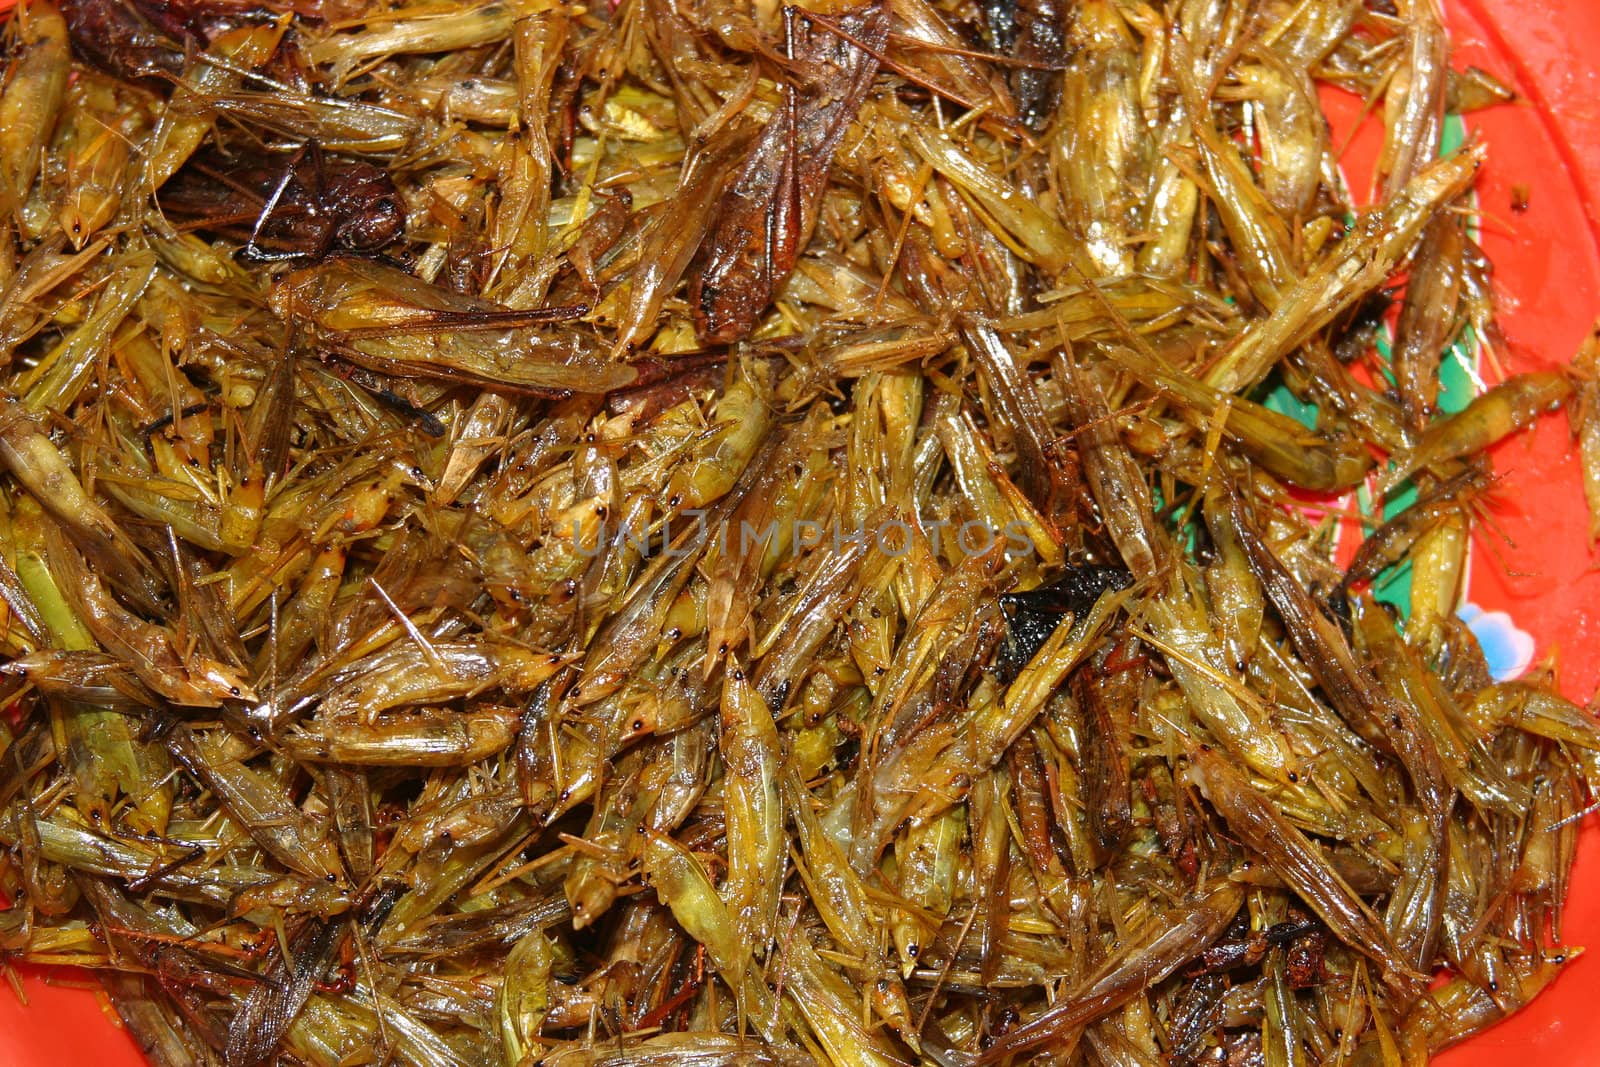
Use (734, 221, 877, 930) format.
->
(1, 0, 1598, 1063)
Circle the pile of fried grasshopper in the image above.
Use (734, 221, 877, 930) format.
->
(2, 0, 1599, 1063)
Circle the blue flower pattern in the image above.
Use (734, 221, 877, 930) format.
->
(1457, 603, 1534, 682)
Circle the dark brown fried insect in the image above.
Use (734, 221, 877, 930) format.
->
(1011, 0, 1065, 130)
(689, 2, 889, 343)
(159, 146, 404, 260)
(58, 0, 181, 79)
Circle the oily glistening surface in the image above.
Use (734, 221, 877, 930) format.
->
(1, 1, 1599, 1065)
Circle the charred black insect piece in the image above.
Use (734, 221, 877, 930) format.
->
(996, 563, 1131, 679)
